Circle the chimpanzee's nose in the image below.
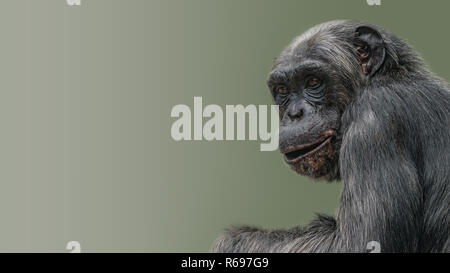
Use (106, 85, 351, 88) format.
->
(287, 104, 304, 121)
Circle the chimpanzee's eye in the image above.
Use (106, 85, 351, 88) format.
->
(276, 85, 289, 95)
(305, 76, 321, 89)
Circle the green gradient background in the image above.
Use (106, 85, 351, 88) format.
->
(0, 0, 448, 252)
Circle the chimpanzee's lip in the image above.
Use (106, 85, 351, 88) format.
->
(282, 130, 335, 163)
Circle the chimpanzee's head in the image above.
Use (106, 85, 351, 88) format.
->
(267, 20, 394, 180)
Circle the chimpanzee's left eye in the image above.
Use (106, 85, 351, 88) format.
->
(305, 76, 321, 89)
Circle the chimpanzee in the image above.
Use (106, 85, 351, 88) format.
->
(211, 20, 450, 253)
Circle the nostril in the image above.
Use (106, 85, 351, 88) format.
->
(288, 108, 303, 120)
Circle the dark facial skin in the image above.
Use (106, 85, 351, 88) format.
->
(267, 59, 344, 180)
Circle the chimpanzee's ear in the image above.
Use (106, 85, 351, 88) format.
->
(354, 26, 386, 76)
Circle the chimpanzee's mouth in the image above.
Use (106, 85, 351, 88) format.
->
(283, 136, 333, 163)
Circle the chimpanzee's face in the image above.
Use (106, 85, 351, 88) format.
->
(268, 56, 344, 179)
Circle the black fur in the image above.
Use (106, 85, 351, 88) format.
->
(211, 20, 450, 253)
